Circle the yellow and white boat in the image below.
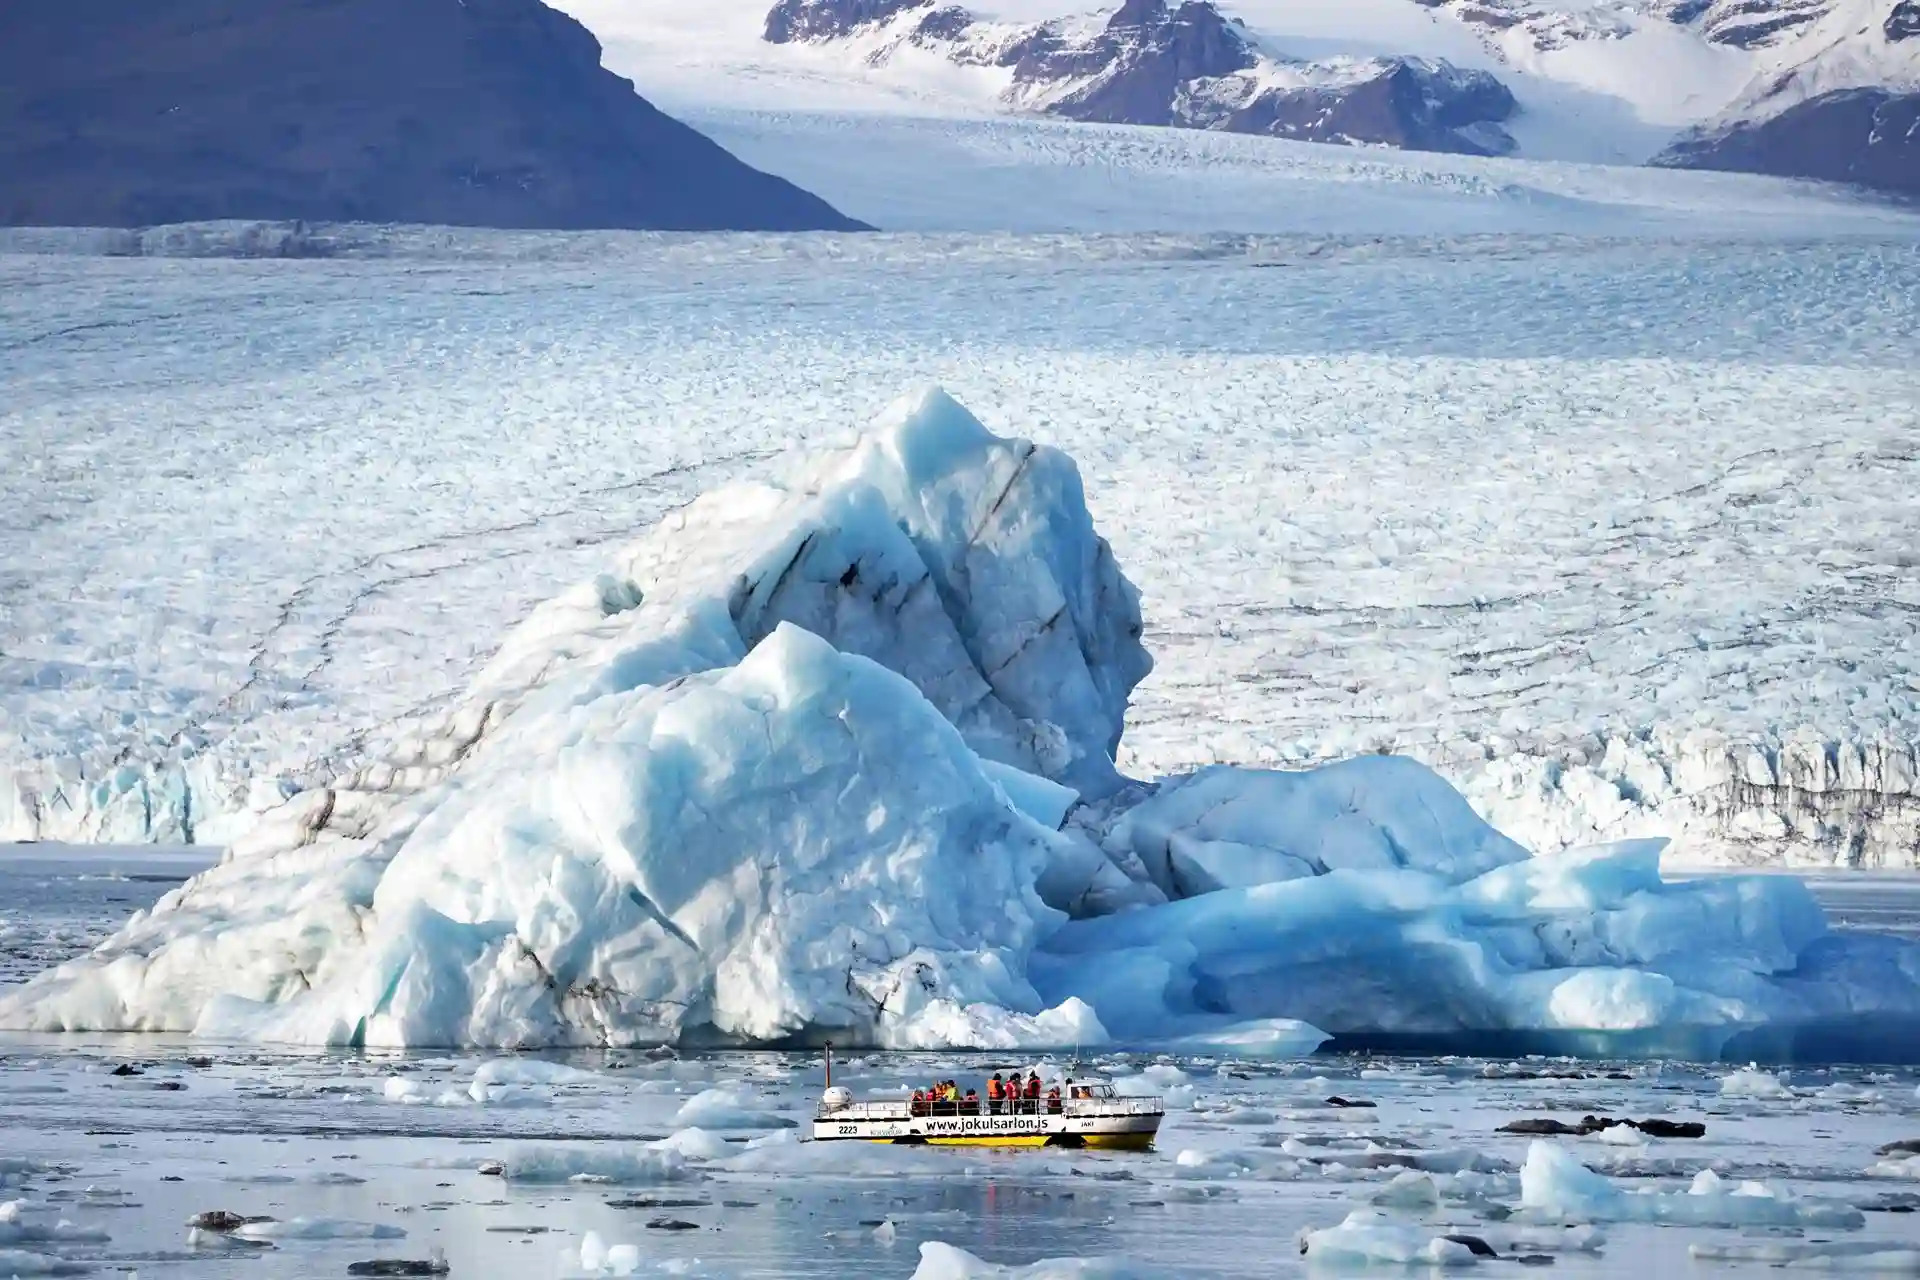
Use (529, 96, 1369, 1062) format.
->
(809, 1050, 1164, 1150)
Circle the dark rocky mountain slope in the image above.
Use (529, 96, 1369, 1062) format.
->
(0, 0, 864, 230)
(1656, 88, 1920, 196)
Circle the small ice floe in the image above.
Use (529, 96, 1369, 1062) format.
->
(0, 1199, 110, 1245)
(671, 1088, 794, 1130)
(500, 1146, 696, 1186)
(471, 1060, 598, 1088)
(1497, 1116, 1704, 1140)
(651, 1128, 731, 1161)
(1213, 1107, 1278, 1127)
(1868, 1156, 1920, 1180)
(1468, 1225, 1606, 1255)
(0, 1160, 48, 1191)
(573, 1230, 642, 1276)
(1519, 1141, 1862, 1228)
(1690, 1240, 1920, 1269)
(1295, 1212, 1480, 1268)
(1720, 1067, 1793, 1099)
(911, 1240, 1155, 1278)
(233, 1217, 406, 1240)
(0, 1248, 92, 1277)
(1370, 1172, 1441, 1211)
(188, 1225, 273, 1251)
(1818, 1082, 1881, 1104)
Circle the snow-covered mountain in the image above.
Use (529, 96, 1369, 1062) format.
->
(556, 0, 1917, 191)
(1656, 0, 1920, 193)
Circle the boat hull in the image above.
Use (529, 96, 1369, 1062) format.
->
(811, 1111, 1161, 1150)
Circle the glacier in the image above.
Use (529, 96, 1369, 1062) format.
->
(5, 388, 1920, 1058)
(7, 234, 1920, 869)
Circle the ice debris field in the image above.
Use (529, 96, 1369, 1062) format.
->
(5, 386, 1920, 1067)
(7, 1010, 1920, 1278)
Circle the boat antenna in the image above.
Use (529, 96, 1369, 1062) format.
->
(823, 1040, 833, 1090)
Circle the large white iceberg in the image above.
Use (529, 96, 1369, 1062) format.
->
(4, 389, 1920, 1058)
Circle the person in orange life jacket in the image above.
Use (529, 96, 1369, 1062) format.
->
(986, 1074, 1004, 1113)
(1047, 1084, 1061, 1113)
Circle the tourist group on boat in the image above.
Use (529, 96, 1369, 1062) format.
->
(911, 1070, 1077, 1115)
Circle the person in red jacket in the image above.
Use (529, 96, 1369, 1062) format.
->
(1024, 1072, 1041, 1112)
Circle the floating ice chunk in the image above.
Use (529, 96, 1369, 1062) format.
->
(1721, 1067, 1793, 1098)
(671, 1088, 793, 1131)
(1689, 1241, 1920, 1270)
(1370, 1172, 1442, 1210)
(382, 1076, 423, 1103)
(471, 1059, 599, 1087)
(1475, 1225, 1606, 1254)
(1869, 1156, 1920, 1180)
(1519, 1142, 1861, 1227)
(652, 1128, 732, 1161)
(0, 1200, 109, 1245)
(500, 1146, 695, 1186)
(1296, 1211, 1479, 1268)
(233, 1216, 405, 1240)
(1819, 1082, 1880, 1103)
(579, 1230, 609, 1272)
(912, 1240, 1159, 1278)
(875, 1219, 898, 1245)
(715, 1127, 951, 1176)
(467, 1078, 551, 1108)
(0, 1161, 46, 1191)
(0, 1249, 91, 1277)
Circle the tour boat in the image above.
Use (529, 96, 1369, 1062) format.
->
(809, 1046, 1165, 1149)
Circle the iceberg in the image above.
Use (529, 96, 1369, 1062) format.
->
(4, 388, 1920, 1059)
(1520, 1141, 1864, 1228)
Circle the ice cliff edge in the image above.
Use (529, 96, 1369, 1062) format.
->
(5, 390, 1919, 1060)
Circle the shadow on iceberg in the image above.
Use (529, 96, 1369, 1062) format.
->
(3, 388, 1919, 1062)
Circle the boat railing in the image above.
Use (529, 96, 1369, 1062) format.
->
(1064, 1095, 1165, 1117)
(816, 1099, 912, 1119)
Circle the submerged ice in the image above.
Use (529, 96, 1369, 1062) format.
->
(5, 389, 1920, 1058)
